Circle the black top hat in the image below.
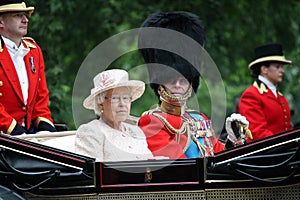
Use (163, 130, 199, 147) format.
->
(138, 11, 206, 95)
(0, 0, 34, 16)
(248, 43, 292, 69)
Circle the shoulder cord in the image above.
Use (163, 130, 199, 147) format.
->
(152, 112, 206, 155)
(183, 113, 207, 156)
(191, 134, 206, 157)
(152, 112, 188, 144)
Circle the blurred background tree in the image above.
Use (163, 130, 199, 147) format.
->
(26, 0, 300, 134)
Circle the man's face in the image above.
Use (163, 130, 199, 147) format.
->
(163, 76, 190, 97)
(0, 12, 29, 41)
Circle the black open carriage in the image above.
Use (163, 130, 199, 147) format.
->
(0, 128, 299, 200)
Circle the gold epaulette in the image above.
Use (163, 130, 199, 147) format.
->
(22, 37, 37, 48)
(141, 110, 152, 116)
(253, 81, 268, 94)
(185, 109, 199, 113)
(22, 37, 36, 43)
(0, 39, 3, 52)
(141, 105, 160, 116)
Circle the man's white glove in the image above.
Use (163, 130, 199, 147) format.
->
(225, 113, 252, 146)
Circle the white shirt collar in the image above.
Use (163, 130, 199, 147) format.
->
(258, 75, 277, 97)
(1, 36, 29, 57)
(2, 36, 19, 53)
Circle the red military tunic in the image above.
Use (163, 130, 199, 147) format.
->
(238, 80, 293, 141)
(0, 37, 54, 134)
(138, 108, 224, 159)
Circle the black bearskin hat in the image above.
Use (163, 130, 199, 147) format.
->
(138, 11, 206, 98)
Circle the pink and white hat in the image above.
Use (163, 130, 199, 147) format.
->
(83, 69, 145, 110)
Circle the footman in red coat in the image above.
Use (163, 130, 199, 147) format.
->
(0, 0, 56, 135)
(238, 44, 293, 141)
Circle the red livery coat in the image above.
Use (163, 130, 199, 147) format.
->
(238, 80, 293, 141)
(0, 37, 54, 134)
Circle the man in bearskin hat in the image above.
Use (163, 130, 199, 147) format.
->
(138, 11, 250, 159)
(238, 44, 293, 141)
(0, 0, 56, 135)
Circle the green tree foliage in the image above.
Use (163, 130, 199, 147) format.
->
(26, 0, 300, 130)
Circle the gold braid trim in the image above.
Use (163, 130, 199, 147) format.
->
(158, 85, 192, 104)
(34, 117, 54, 128)
(22, 37, 37, 49)
(152, 112, 188, 143)
(151, 110, 208, 156)
(253, 81, 268, 94)
(191, 134, 206, 157)
(183, 123, 192, 152)
(7, 119, 17, 134)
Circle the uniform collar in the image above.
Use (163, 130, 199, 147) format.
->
(258, 75, 277, 91)
(0, 35, 36, 53)
(1, 36, 29, 57)
(160, 100, 185, 115)
(254, 77, 283, 96)
(1, 36, 19, 53)
(258, 75, 277, 97)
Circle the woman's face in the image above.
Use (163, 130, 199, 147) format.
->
(262, 62, 285, 84)
(163, 76, 190, 97)
(101, 87, 132, 127)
